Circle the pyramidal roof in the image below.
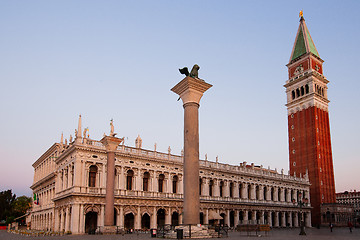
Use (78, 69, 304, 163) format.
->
(289, 17, 320, 62)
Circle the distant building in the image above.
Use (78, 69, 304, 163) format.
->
(29, 116, 311, 234)
(284, 16, 336, 226)
(336, 190, 360, 225)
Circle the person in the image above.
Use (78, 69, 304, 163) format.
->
(329, 222, 333, 232)
(348, 221, 353, 233)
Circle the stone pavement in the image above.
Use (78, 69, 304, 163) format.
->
(1, 228, 359, 240)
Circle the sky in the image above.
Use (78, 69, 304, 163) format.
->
(0, 0, 359, 197)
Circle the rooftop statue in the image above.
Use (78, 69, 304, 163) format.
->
(179, 64, 200, 79)
(110, 119, 117, 137)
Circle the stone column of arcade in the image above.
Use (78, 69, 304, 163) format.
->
(171, 66, 212, 230)
(100, 120, 123, 234)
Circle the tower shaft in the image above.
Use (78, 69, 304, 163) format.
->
(285, 17, 336, 226)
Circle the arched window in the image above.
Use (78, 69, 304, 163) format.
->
(239, 183, 243, 198)
(88, 165, 97, 187)
(126, 170, 134, 190)
(158, 174, 165, 193)
(278, 188, 281, 201)
(143, 172, 150, 191)
(248, 184, 251, 199)
(114, 168, 118, 189)
(301, 86, 305, 96)
(263, 186, 267, 200)
(271, 188, 274, 201)
(292, 90, 295, 100)
(296, 89, 300, 98)
(229, 182, 234, 198)
(219, 181, 224, 197)
(172, 175, 178, 193)
(305, 84, 309, 94)
(284, 189, 288, 202)
(199, 178, 202, 195)
(209, 180, 213, 196)
(256, 186, 260, 200)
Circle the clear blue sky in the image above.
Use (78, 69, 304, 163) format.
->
(0, 0, 359, 197)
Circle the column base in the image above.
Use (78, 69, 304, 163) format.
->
(163, 225, 220, 239)
(102, 226, 117, 234)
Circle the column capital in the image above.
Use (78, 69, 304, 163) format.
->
(100, 136, 123, 152)
(171, 76, 212, 105)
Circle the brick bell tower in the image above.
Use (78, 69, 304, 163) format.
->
(284, 14, 336, 227)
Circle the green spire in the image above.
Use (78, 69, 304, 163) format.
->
(290, 17, 320, 62)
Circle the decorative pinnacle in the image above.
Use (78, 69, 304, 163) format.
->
(77, 114, 82, 138)
(299, 10, 304, 21)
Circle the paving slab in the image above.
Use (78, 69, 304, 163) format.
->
(1, 228, 359, 240)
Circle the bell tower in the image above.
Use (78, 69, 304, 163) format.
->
(284, 15, 336, 226)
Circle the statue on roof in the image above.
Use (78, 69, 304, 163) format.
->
(110, 119, 117, 137)
(83, 128, 88, 138)
(179, 64, 201, 79)
(135, 135, 142, 148)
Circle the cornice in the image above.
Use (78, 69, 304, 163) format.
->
(32, 143, 61, 168)
(30, 172, 55, 190)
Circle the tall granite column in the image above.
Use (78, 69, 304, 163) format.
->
(171, 76, 212, 225)
(100, 135, 123, 227)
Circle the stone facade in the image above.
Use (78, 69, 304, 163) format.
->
(30, 125, 311, 234)
(336, 191, 360, 225)
(320, 203, 354, 227)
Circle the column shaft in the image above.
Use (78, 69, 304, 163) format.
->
(183, 102, 200, 225)
(104, 152, 115, 226)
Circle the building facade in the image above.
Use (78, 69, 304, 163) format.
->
(284, 16, 336, 226)
(30, 117, 311, 234)
(336, 190, 360, 225)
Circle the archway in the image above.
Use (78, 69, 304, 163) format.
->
(256, 212, 261, 224)
(248, 211, 252, 224)
(124, 213, 135, 230)
(220, 213, 225, 226)
(271, 212, 276, 227)
(141, 213, 150, 230)
(264, 212, 268, 224)
(285, 212, 289, 227)
(114, 208, 117, 226)
(157, 209, 166, 227)
(85, 211, 97, 234)
(230, 211, 235, 227)
(239, 211, 244, 224)
(172, 212, 179, 226)
(199, 212, 204, 225)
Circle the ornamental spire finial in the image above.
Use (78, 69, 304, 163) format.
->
(299, 10, 304, 21)
(77, 114, 82, 138)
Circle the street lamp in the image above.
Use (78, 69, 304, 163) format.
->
(292, 192, 308, 235)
